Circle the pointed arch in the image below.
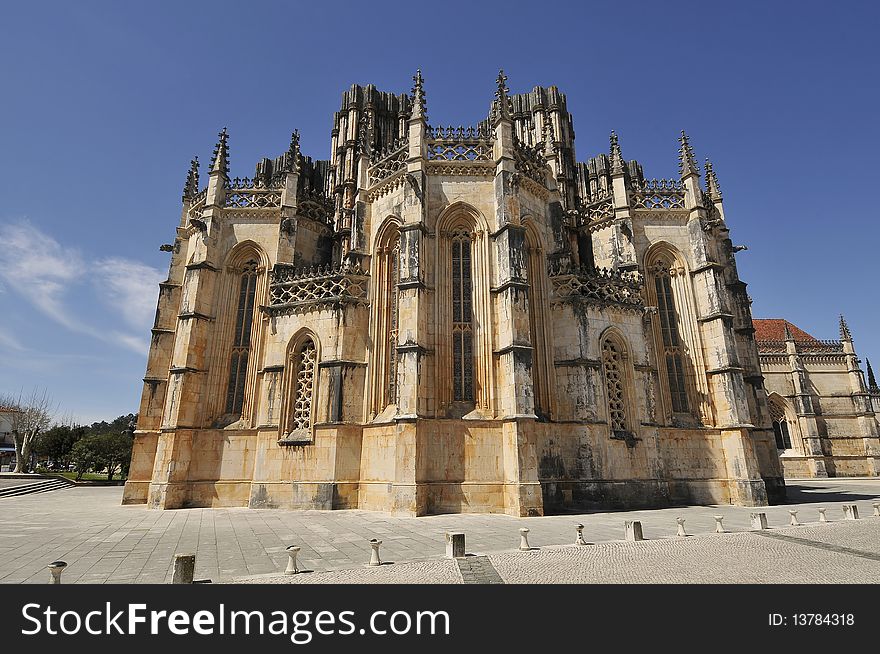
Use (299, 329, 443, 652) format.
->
(211, 240, 270, 425)
(279, 328, 321, 441)
(599, 326, 636, 437)
(368, 216, 403, 417)
(767, 392, 803, 453)
(643, 242, 707, 424)
(523, 217, 553, 418)
(435, 202, 494, 415)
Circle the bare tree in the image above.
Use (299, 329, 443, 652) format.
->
(1, 389, 55, 473)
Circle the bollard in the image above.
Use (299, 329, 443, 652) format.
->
(714, 516, 725, 533)
(818, 507, 828, 523)
(172, 554, 195, 584)
(873, 502, 879, 517)
(842, 504, 859, 520)
(519, 528, 531, 551)
(284, 546, 301, 575)
(676, 517, 687, 537)
(368, 539, 382, 566)
(789, 510, 799, 526)
(445, 532, 466, 558)
(624, 520, 644, 542)
(47, 560, 67, 585)
(750, 512, 768, 530)
(575, 524, 588, 546)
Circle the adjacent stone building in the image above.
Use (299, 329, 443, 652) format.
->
(754, 317, 880, 478)
(123, 71, 789, 515)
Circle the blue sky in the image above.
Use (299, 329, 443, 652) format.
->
(1, 1, 877, 423)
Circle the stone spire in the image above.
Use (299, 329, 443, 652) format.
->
(282, 129, 301, 173)
(609, 131, 625, 176)
(493, 69, 511, 122)
(678, 130, 700, 178)
(783, 321, 795, 342)
(210, 127, 229, 177)
(411, 69, 427, 121)
(705, 158, 722, 201)
(839, 314, 853, 342)
(867, 358, 878, 390)
(182, 156, 199, 201)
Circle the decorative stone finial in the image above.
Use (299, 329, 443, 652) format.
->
(609, 131, 625, 175)
(783, 321, 795, 342)
(182, 156, 199, 201)
(210, 127, 229, 177)
(705, 158, 722, 201)
(494, 69, 511, 121)
(866, 358, 878, 391)
(282, 130, 301, 173)
(839, 314, 852, 342)
(678, 130, 700, 178)
(411, 69, 427, 120)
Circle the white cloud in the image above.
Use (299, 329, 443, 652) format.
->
(93, 257, 163, 330)
(0, 220, 164, 354)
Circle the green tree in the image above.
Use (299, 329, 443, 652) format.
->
(70, 435, 102, 481)
(34, 425, 84, 470)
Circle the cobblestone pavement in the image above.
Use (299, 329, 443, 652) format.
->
(1, 479, 878, 584)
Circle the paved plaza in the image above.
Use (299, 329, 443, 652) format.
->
(1, 479, 879, 584)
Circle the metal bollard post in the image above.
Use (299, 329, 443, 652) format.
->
(789, 510, 799, 526)
(842, 504, 859, 520)
(519, 528, 531, 551)
(284, 546, 301, 575)
(445, 532, 466, 558)
(676, 517, 687, 537)
(368, 539, 382, 566)
(172, 554, 195, 584)
(818, 507, 828, 523)
(624, 520, 644, 541)
(750, 512, 768, 530)
(47, 561, 67, 584)
(575, 524, 587, 546)
(714, 516, 725, 533)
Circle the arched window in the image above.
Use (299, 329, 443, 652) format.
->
(769, 399, 793, 450)
(601, 334, 633, 439)
(385, 236, 400, 405)
(525, 222, 551, 418)
(451, 229, 474, 402)
(288, 339, 317, 434)
(650, 256, 689, 414)
(225, 259, 259, 416)
(368, 220, 401, 416)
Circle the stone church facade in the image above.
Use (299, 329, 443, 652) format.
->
(754, 318, 880, 478)
(123, 71, 792, 516)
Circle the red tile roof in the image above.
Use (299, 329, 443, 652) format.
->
(752, 319, 818, 342)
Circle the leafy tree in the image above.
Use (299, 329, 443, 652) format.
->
(34, 424, 85, 470)
(70, 435, 102, 481)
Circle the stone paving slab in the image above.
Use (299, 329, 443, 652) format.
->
(1, 479, 879, 584)
(239, 560, 462, 584)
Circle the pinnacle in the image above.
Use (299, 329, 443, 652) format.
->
(182, 156, 199, 200)
(705, 158, 722, 201)
(411, 69, 427, 121)
(210, 127, 229, 176)
(678, 130, 699, 178)
(839, 314, 852, 341)
(610, 131, 624, 175)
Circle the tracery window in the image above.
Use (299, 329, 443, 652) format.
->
(769, 401, 792, 450)
(451, 230, 474, 402)
(225, 259, 258, 416)
(652, 258, 689, 413)
(386, 238, 400, 405)
(289, 339, 316, 433)
(602, 338, 628, 433)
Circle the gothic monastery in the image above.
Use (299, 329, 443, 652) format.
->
(123, 71, 880, 515)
